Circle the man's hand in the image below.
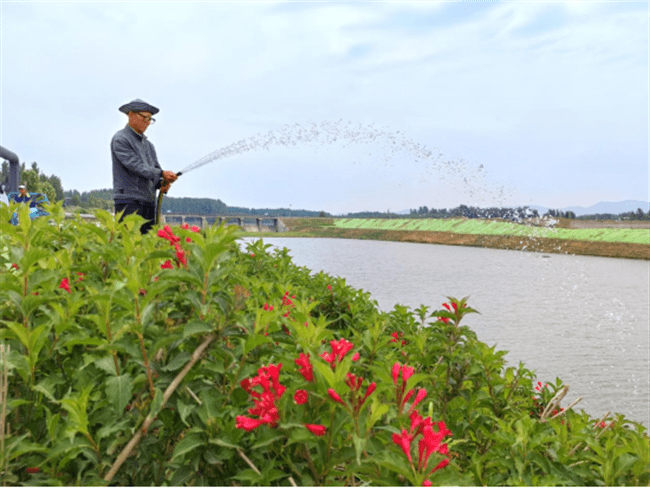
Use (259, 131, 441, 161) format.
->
(160, 181, 171, 194)
(162, 170, 178, 183)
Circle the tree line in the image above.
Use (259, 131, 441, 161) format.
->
(1, 161, 64, 202)
(2, 161, 648, 221)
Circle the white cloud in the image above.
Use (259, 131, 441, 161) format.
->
(0, 1, 646, 213)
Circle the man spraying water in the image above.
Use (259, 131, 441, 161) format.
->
(111, 99, 178, 234)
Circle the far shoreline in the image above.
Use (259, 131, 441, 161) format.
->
(240, 217, 650, 260)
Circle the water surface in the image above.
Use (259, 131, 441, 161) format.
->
(245, 237, 650, 426)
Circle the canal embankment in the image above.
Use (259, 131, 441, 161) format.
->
(241, 217, 650, 260)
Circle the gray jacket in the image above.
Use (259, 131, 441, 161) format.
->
(111, 125, 163, 203)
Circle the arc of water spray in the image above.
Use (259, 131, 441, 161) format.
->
(155, 120, 501, 224)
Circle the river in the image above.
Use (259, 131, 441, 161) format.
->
(243, 237, 650, 426)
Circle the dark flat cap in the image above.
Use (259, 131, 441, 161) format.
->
(119, 98, 159, 115)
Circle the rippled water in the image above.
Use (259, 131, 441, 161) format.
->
(244, 237, 650, 426)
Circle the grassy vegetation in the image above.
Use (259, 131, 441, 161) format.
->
(242, 218, 650, 260)
(334, 218, 650, 245)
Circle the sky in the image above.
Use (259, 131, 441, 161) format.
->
(0, 1, 647, 215)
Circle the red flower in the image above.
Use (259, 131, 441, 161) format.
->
(175, 248, 188, 267)
(11, 263, 18, 270)
(392, 363, 414, 385)
(263, 303, 273, 311)
(294, 389, 308, 405)
(345, 373, 363, 391)
(392, 429, 413, 463)
(431, 458, 449, 474)
(282, 291, 296, 307)
(157, 225, 180, 244)
(250, 253, 256, 257)
(236, 363, 286, 431)
(305, 424, 327, 436)
(320, 338, 356, 370)
(181, 223, 189, 230)
(327, 388, 346, 406)
(393, 362, 416, 414)
(408, 388, 427, 415)
(235, 415, 265, 431)
(295, 353, 314, 382)
(161, 260, 173, 269)
(423, 480, 432, 487)
(138, 288, 147, 296)
(418, 422, 451, 472)
(59, 277, 71, 293)
(390, 331, 407, 346)
(26, 467, 40, 474)
(191, 225, 201, 232)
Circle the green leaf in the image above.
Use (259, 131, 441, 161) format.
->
(150, 387, 165, 418)
(352, 434, 366, 466)
(243, 333, 272, 355)
(197, 389, 223, 425)
(313, 359, 336, 388)
(59, 384, 93, 438)
(183, 320, 213, 338)
(162, 352, 191, 372)
(176, 399, 195, 427)
(95, 355, 118, 376)
(171, 433, 205, 461)
(105, 374, 133, 413)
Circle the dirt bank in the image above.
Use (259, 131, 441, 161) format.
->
(264, 218, 650, 260)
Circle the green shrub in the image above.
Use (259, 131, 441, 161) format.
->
(0, 202, 647, 486)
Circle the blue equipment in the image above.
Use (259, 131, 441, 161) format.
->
(6, 192, 50, 225)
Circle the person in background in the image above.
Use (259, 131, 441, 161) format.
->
(0, 178, 8, 206)
(13, 185, 32, 204)
(111, 98, 178, 234)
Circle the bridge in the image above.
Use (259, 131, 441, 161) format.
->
(161, 213, 287, 232)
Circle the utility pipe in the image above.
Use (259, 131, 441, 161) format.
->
(0, 145, 19, 192)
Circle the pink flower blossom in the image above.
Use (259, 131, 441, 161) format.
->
(181, 223, 189, 230)
(191, 225, 200, 232)
(305, 424, 327, 436)
(161, 260, 173, 269)
(294, 389, 308, 405)
(59, 278, 71, 294)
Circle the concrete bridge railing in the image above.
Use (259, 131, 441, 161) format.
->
(161, 214, 287, 232)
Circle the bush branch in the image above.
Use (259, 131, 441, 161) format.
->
(103, 333, 216, 482)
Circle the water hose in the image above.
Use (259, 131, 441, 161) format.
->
(155, 171, 182, 226)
